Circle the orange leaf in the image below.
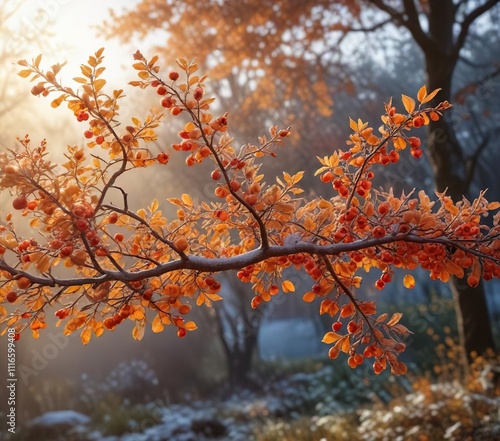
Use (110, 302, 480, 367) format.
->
(403, 274, 415, 289)
(417, 85, 427, 102)
(152, 316, 164, 333)
(81, 327, 92, 345)
(402, 94, 415, 114)
(421, 88, 441, 104)
(303, 291, 315, 302)
(282, 280, 295, 293)
(322, 332, 342, 344)
(387, 312, 403, 327)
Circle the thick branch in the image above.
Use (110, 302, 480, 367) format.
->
(2, 233, 498, 289)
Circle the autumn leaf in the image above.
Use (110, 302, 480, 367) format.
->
(403, 274, 415, 289)
(322, 332, 342, 344)
(282, 280, 295, 293)
(401, 94, 415, 114)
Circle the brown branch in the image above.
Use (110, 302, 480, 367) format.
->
(1, 233, 498, 289)
(453, 0, 500, 61)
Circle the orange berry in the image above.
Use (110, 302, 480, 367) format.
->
(320, 171, 334, 183)
(114, 233, 124, 242)
(157, 152, 170, 164)
(251, 296, 263, 308)
(142, 289, 153, 301)
(174, 236, 188, 252)
(230, 180, 241, 192)
(103, 317, 117, 330)
(211, 170, 221, 180)
(199, 146, 211, 158)
(108, 212, 119, 224)
(16, 277, 31, 290)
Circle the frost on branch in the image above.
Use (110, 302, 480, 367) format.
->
(1, 49, 500, 376)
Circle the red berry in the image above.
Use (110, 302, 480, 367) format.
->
(84, 130, 93, 139)
(161, 97, 173, 108)
(12, 196, 28, 210)
(6, 291, 18, 303)
(413, 116, 424, 128)
(157, 85, 167, 95)
(169, 71, 179, 81)
(95, 135, 104, 145)
(411, 148, 423, 159)
(193, 87, 204, 101)
(408, 136, 421, 148)
(332, 321, 342, 332)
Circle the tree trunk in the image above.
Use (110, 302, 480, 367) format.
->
(423, 3, 496, 363)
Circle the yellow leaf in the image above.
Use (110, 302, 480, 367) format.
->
(341, 336, 351, 353)
(0, 304, 7, 316)
(393, 137, 407, 150)
(137, 208, 147, 219)
(93, 79, 106, 93)
(402, 94, 415, 113)
(417, 85, 427, 102)
(303, 291, 315, 302)
(488, 202, 500, 210)
(292, 171, 304, 184)
(81, 327, 92, 345)
(322, 332, 342, 344)
(152, 316, 164, 333)
(181, 193, 193, 207)
(132, 62, 146, 70)
(51, 94, 67, 108)
(387, 312, 403, 327)
(80, 64, 92, 77)
(34, 54, 42, 68)
(282, 280, 295, 293)
(168, 198, 183, 206)
(132, 323, 145, 340)
(73, 77, 88, 84)
(18, 69, 32, 78)
(184, 321, 197, 331)
(421, 88, 441, 104)
(149, 199, 159, 212)
(196, 293, 205, 306)
(138, 71, 150, 80)
(349, 117, 358, 131)
(403, 274, 415, 289)
(35, 255, 51, 274)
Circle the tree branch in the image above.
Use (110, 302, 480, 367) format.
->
(453, 0, 500, 60)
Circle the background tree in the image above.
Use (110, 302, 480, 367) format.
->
(1, 49, 500, 378)
(101, 0, 500, 366)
